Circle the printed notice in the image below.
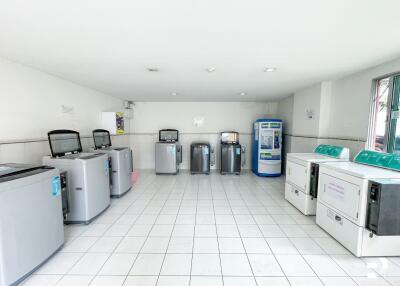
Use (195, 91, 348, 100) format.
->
(326, 182, 345, 201)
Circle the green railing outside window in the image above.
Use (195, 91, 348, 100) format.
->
(388, 75, 400, 153)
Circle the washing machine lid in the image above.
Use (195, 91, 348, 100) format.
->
(159, 129, 179, 142)
(0, 163, 54, 183)
(320, 161, 400, 179)
(221, 131, 239, 144)
(48, 129, 83, 157)
(93, 129, 112, 149)
(287, 153, 347, 163)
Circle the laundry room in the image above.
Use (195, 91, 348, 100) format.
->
(1, 1, 400, 286)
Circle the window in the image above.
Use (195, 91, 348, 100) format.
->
(369, 74, 400, 153)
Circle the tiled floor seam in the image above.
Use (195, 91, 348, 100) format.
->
(156, 175, 190, 286)
(220, 175, 259, 286)
(120, 178, 165, 286)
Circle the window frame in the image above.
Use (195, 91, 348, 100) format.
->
(368, 72, 400, 153)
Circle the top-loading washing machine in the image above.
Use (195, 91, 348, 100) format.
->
(191, 142, 211, 174)
(285, 144, 350, 215)
(89, 129, 132, 197)
(43, 130, 111, 224)
(220, 131, 244, 175)
(316, 150, 400, 257)
(155, 129, 182, 174)
(0, 164, 64, 286)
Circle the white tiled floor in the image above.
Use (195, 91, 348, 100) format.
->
(21, 171, 400, 286)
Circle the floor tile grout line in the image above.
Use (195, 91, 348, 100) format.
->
(121, 173, 167, 285)
(252, 174, 326, 284)
(54, 225, 111, 284)
(52, 182, 148, 285)
(219, 174, 260, 286)
(244, 173, 321, 284)
(101, 173, 157, 284)
(240, 182, 291, 286)
(189, 174, 200, 285)
(155, 175, 189, 285)
(210, 175, 225, 286)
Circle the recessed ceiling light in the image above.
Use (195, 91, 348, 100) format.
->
(264, 67, 277, 72)
(170, 92, 178, 96)
(147, 68, 159, 72)
(239, 92, 247, 96)
(206, 67, 216, 72)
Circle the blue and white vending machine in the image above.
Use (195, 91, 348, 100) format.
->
(252, 119, 282, 176)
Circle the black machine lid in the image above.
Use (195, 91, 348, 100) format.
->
(0, 163, 54, 183)
(48, 130, 83, 157)
(93, 129, 112, 149)
(159, 129, 179, 142)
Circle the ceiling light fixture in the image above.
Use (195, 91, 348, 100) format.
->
(206, 67, 216, 72)
(147, 68, 159, 72)
(264, 67, 277, 72)
(239, 92, 247, 96)
(170, 92, 178, 96)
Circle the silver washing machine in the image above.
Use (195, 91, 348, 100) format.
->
(0, 164, 64, 286)
(89, 129, 133, 197)
(191, 142, 211, 174)
(155, 129, 182, 174)
(43, 130, 111, 224)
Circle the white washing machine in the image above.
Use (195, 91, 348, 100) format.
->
(43, 130, 111, 224)
(0, 164, 64, 286)
(285, 144, 350, 215)
(89, 129, 132, 197)
(316, 150, 400, 257)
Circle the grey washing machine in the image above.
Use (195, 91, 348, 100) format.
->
(155, 129, 182, 174)
(43, 130, 111, 224)
(89, 129, 133, 197)
(0, 164, 64, 286)
(220, 131, 244, 175)
(191, 142, 211, 174)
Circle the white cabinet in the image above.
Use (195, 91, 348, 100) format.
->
(102, 112, 125, 135)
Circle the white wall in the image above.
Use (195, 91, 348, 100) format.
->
(276, 95, 294, 135)
(0, 58, 127, 164)
(276, 95, 293, 170)
(329, 57, 400, 140)
(277, 56, 400, 161)
(129, 102, 278, 170)
(292, 83, 322, 137)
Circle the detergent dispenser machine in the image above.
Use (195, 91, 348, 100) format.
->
(155, 129, 182, 174)
(43, 130, 111, 224)
(0, 164, 64, 286)
(252, 119, 282, 176)
(90, 129, 133, 197)
(285, 144, 350, 215)
(220, 131, 244, 175)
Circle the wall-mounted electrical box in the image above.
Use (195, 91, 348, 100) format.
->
(102, 112, 125, 135)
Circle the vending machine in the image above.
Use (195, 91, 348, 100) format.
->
(252, 119, 283, 176)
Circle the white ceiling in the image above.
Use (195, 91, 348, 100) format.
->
(1, 0, 400, 102)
